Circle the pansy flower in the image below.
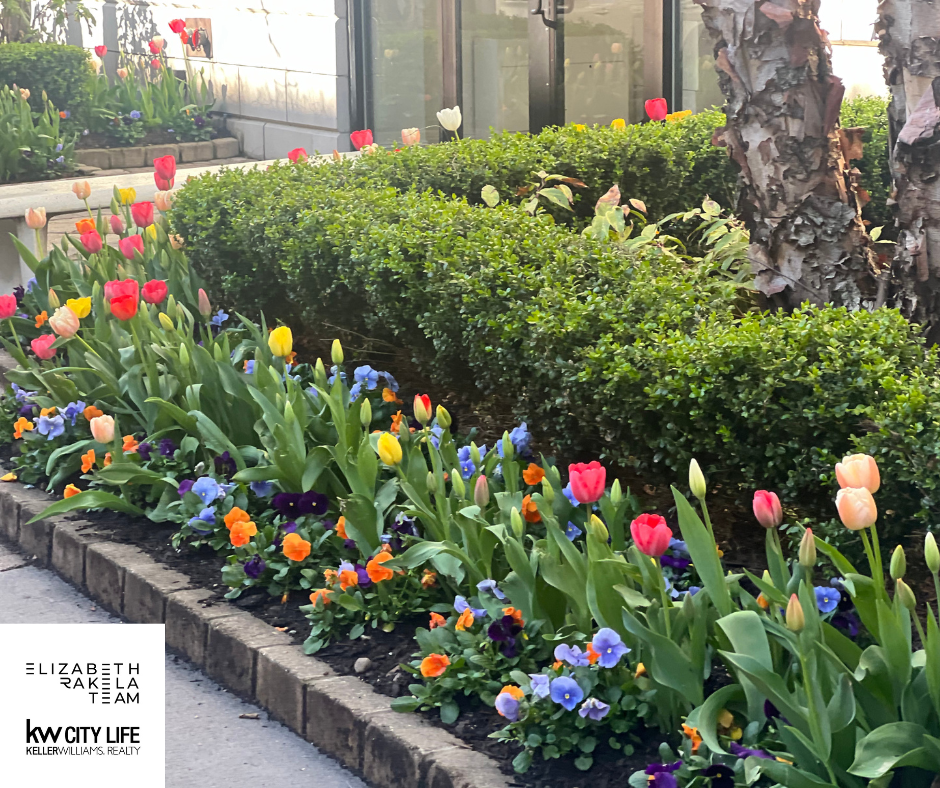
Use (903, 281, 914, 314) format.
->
(529, 673, 550, 699)
(565, 521, 583, 541)
(454, 595, 486, 618)
(191, 477, 222, 505)
(160, 438, 176, 457)
(487, 614, 523, 657)
(562, 483, 579, 507)
(37, 413, 65, 441)
(244, 554, 267, 579)
(354, 365, 380, 390)
(578, 697, 610, 721)
(188, 507, 216, 535)
(549, 676, 583, 711)
(62, 400, 86, 426)
(591, 628, 630, 668)
(702, 765, 735, 788)
(457, 446, 476, 479)
(272, 491, 329, 518)
(814, 585, 840, 613)
(553, 643, 590, 667)
(729, 741, 772, 760)
(646, 761, 682, 788)
(476, 578, 506, 600)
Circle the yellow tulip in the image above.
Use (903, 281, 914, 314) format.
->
(377, 432, 402, 465)
(158, 312, 174, 331)
(785, 594, 804, 632)
(146, 224, 157, 241)
(119, 187, 137, 205)
(268, 326, 293, 357)
(66, 297, 91, 319)
(610, 118, 626, 130)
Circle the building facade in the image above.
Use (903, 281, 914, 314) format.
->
(63, 0, 885, 158)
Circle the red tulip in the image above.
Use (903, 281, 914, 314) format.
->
(31, 334, 57, 360)
(141, 279, 168, 305)
(105, 279, 139, 302)
(413, 394, 432, 424)
(350, 129, 374, 151)
(94, 45, 107, 58)
(118, 236, 144, 260)
(153, 155, 176, 188)
(169, 19, 186, 34)
(645, 98, 668, 122)
(753, 490, 783, 529)
(80, 229, 103, 254)
(149, 39, 164, 55)
(568, 461, 606, 504)
(288, 148, 308, 164)
(150, 58, 161, 70)
(131, 201, 154, 228)
(630, 513, 672, 557)
(180, 31, 189, 45)
(0, 294, 17, 319)
(110, 295, 138, 321)
(110, 215, 125, 235)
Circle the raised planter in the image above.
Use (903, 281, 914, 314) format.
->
(0, 351, 509, 788)
(76, 138, 242, 171)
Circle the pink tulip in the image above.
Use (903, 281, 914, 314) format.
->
(836, 487, 877, 531)
(80, 229, 103, 254)
(31, 334, 57, 360)
(118, 235, 144, 260)
(835, 454, 880, 494)
(110, 215, 125, 235)
(568, 461, 606, 504)
(131, 201, 154, 228)
(0, 294, 17, 319)
(149, 36, 165, 53)
(150, 58, 161, 70)
(630, 513, 672, 557)
(94, 45, 107, 58)
(401, 127, 420, 146)
(474, 475, 490, 508)
(25, 207, 46, 229)
(153, 155, 176, 188)
(104, 279, 139, 303)
(198, 288, 211, 317)
(288, 148, 308, 164)
(752, 490, 783, 529)
(350, 129, 374, 151)
(645, 98, 668, 121)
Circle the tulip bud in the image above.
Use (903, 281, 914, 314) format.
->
(501, 431, 513, 460)
(436, 405, 452, 429)
(72, 180, 92, 201)
(753, 490, 783, 529)
(542, 479, 555, 504)
(896, 578, 916, 611)
(158, 312, 174, 331)
(47, 289, 60, 309)
(360, 398, 372, 428)
(798, 528, 816, 568)
(761, 569, 773, 585)
(451, 469, 465, 498)
(510, 507, 524, 538)
(166, 294, 178, 318)
(179, 343, 190, 366)
(413, 394, 432, 425)
(25, 207, 47, 229)
(314, 358, 327, 388)
(470, 442, 481, 467)
(785, 594, 804, 632)
(331, 339, 344, 364)
(197, 288, 211, 317)
(889, 545, 906, 580)
(610, 479, 622, 506)
(474, 475, 490, 508)
(682, 588, 696, 616)
(926, 533, 940, 575)
(110, 197, 121, 215)
(588, 514, 609, 543)
(689, 459, 707, 500)
(427, 471, 437, 495)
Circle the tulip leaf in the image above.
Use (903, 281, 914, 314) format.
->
(671, 487, 732, 616)
(190, 410, 246, 471)
(613, 584, 651, 609)
(27, 490, 145, 524)
(717, 611, 772, 723)
(926, 614, 940, 714)
(848, 722, 940, 777)
(719, 651, 809, 737)
(752, 756, 834, 788)
(233, 465, 285, 483)
(695, 683, 745, 755)
(621, 607, 702, 706)
(301, 446, 331, 492)
(44, 438, 94, 477)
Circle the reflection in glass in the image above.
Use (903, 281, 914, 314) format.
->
(460, 1, 530, 139)
(679, 0, 723, 112)
(369, 1, 444, 146)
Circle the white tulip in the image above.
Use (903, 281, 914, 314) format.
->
(436, 106, 462, 133)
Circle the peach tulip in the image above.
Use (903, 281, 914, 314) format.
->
(836, 487, 877, 530)
(49, 306, 80, 338)
(90, 414, 115, 444)
(25, 207, 46, 229)
(401, 127, 420, 146)
(154, 190, 175, 212)
(835, 454, 880, 494)
(72, 181, 92, 201)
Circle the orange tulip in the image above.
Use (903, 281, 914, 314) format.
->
(420, 653, 450, 678)
(282, 532, 312, 561)
(835, 453, 880, 494)
(75, 218, 96, 235)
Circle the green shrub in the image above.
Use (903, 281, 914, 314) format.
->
(0, 84, 75, 183)
(0, 42, 91, 117)
(840, 95, 893, 233)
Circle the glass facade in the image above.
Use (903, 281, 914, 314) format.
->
(678, 0, 723, 113)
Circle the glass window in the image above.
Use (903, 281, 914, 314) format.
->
(679, 0, 723, 112)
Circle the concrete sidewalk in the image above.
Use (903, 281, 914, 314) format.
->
(0, 539, 369, 788)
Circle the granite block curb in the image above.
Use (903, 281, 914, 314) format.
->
(75, 138, 243, 171)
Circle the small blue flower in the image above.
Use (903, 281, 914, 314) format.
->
(549, 676, 583, 711)
(129, 110, 141, 120)
(495, 691, 520, 722)
(306, 385, 319, 399)
(210, 308, 229, 327)
(187, 506, 216, 535)
(56, 143, 63, 152)
(591, 628, 630, 668)
(529, 673, 550, 699)
(380, 371, 399, 392)
(220, 482, 236, 496)
(349, 382, 362, 401)
(191, 476, 222, 505)
(815, 585, 841, 614)
(27, 278, 37, 292)
(327, 365, 346, 385)
(669, 537, 689, 556)
(55, 156, 65, 164)
(562, 483, 579, 507)
(565, 521, 583, 541)
(354, 365, 380, 390)
(62, 400, 86, 426)
(454, 595, 486, 618)
(687, 586, 701, 596)
(12, 384, 33, 403)
(250, 480, 274, 498)
(429, 424, 443, 449)
(579, 697, 610, 721)
(553, 643, 590, 667)
(37, 414, 65, 440)
(243, 360, 255, 374)
(457, 446, 476, 480)
(476, 579, 506, 600)
(497, 423, 531, 456)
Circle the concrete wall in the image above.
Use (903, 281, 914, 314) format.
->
(60, 0, 352, 158)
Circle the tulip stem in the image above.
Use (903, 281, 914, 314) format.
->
(799, 650, 839, 786)
(6, 318, 27, 366)
(699, 499, 716, 543)
(870, 524, 885, 594)
(859, 529, 878, 587)
(656, 558, 672, 638)
(83, 198, 93, 221)
(34, 228, 44, 259)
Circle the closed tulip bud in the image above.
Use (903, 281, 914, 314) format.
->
(414, 394, 432, 425)
(197, 288, 211, 317)
(836, 487, 877, 531)
(110, 197, 121, 215)
(785, 594, 804, 632)
(689, 459, 707, 500)
(682, 588, 695, 616)
(360, 398, 372, 428)
(436, 106, 462, 132)
(896, 579, 916, 611)
(474, 474, 490, 507)
(451, 469, 465, 498)
(331, 339, 344, 364)
(470, 442, 482, 467)
(268, 325, 293, 357)
(314, 358, 327, 388)
(588, 514, 609, 542)
(501, 431, 513, 460)
(47, 288, 60, 309)
(753, 490, 783, 529)
(89, 414, 115, 444)
(426, 471, 437, 495)
(377, 432, 403, 465)
(610, 478, 622, 505)
(798, 528, 816, 568)
(158, 312, 174, 331)
(179, 343, 190, 366)
(25, 207, 47, 229)
(542, 479, 554, 504)
(510, 507, 524, 538)
(926, 533, 940, 575)
(436, 405, 452, 429)
(72, 181, 91, 201)
(889, 545, 906, 580)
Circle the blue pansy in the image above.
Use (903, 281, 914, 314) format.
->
(37, 414, 65, 441)
(494, 692, 520, 722)
(354, 365, 380, 390)
(306, 385, 319, 399)
(565, 521, 583, 541)
(27, 278, 37, 292)
(349, 382, 362, 401)
(188, 507, 216, 534)
(454, 595, 487, 618)
(529, 673, 550, 699)
(815, 585, 841, 614)
(553, 643, 590, 667)
(12, 384, 33, 403)
(191, 476, 222, 505)
(457, 446, 476, 479)
(549, 677, 584, 712)
(210, 308, 229, 327)
(429, 424, 443, 449)
(476, 579, 506, 600)
(562, 483, 579, 507)
(243, 360, 255, 374)
(250, 480, 274, 498)
(579, 698, 611, 721)
(63, 400, 86, 426)
(380, 371, 399, 392)
(669, 537, 689, 556)
(327, 365, 346, 385)
(129, 110, 141, 119)
(591, 628, 630, 668)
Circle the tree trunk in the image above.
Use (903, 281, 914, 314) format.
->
(878, 1, 940, 338)
(695, 0, 882, 310)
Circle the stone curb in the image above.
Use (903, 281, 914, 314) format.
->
(76, 138, 242, 171)
(0, 354, 512, 788)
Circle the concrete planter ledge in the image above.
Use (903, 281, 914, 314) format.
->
(76, 138, 242, 172)
(0, 351, 509, 788)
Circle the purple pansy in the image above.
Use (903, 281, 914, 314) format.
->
(494, 692, 520, 722)
(578, 697, 610, 721)
(591, 628, 630, 668)
(244, 555, 267, 579)
(730, 741, 772, 760)
(487, 615, 523, 657)
(646, 762, 683, 788)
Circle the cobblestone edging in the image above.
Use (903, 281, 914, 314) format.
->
(0, 352, 511, 788)
(76, 138, 242, 171)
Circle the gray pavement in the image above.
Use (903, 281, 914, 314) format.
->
(0, 539, 369, 788)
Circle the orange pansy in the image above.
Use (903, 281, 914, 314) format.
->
(455, 608, 475, 631)
(122, 434, 139, 453)
(500, 685, 525, 700)
(366, 552, 394, 583)
(382, 387, 402, 404)
(324, 568, 338, 584)
(586, 643, 600, 665)
(390, 411, 404, 434)
(522, 463, 545, 486)
(40, 407, 56, 416)
(339, 569, 359, 591)
(64, 484, 81, 498)
(103, 452, 112, 466)
(309, 588, 332, 606)
(420, 653, 450, 678)
(224, 506, 251, 530)
(35, 311, 48, 327)
(83, 405, 103, 421)
(421, 569, 438, 588)
(282, 532, 312, 562)
(521, 494, 541, 523)
(13, 416, 34, 439)
(635, 662, 647, 678)
(81, 449, 95, 473)
(229, 520, 258, 547)
(335, 516, 348, 539)
(429, 612, 447, 629)
(682, 724, 702, 754)
(552, 660, 563, 670)
(502, 607, 524, 626)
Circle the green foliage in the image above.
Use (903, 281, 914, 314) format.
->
(841, 95, 893, 234)
(0, 42, 91, 115)
(0, 84, 74, 182)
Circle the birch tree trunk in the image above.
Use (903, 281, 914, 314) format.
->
(695, 0, 881, 310)
(877, 1, 940, 337)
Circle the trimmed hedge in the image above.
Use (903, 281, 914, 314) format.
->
(172, 139, 938, 532)
(0, 43, 91, 116)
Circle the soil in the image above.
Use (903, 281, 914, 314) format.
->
(75, 128, 231, 150)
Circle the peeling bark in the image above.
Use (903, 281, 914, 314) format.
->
(696, 0, 881, 310)
(877, 1, 940, 337)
